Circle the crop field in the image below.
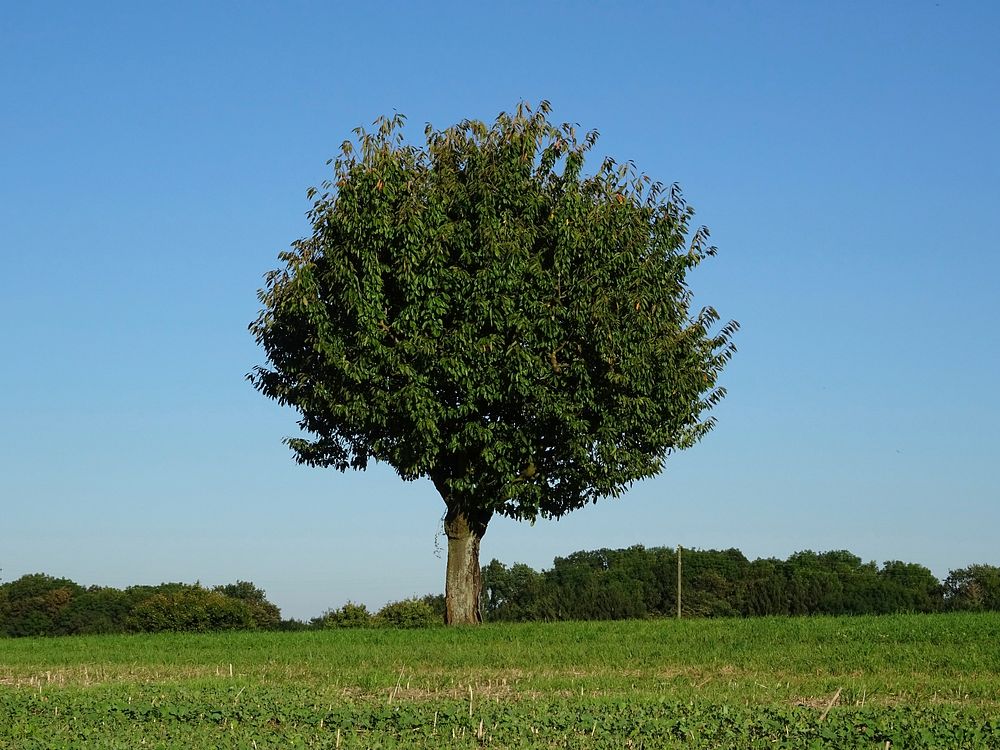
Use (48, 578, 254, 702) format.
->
(1, 613, 999, 748)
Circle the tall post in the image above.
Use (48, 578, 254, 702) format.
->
(676, 544, 682, 619)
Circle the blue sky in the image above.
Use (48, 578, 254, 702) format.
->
(2, 2, 997, 620)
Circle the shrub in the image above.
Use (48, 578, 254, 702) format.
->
(315, 601, 372, 629)
(375, 598, 438, 628)
(127, 586, 254, 633)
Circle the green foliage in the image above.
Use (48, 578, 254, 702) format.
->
(315, 596, 444, 629)
(126, 585, 254, 633)
(4, 688, 999, 749)
(0, 575, 282, 637)
(419, 592, 446, 621)
(945, 564, 1000, 611)
(877, 561, 943, 613)
(276, 617, 312, 631)
(55, 586, 133, 635)
(249, 100, 737, 527)
(0, 574, 82, 637)
(483, 546, 960, 622)
(483, 560, 555, 621)
(213, 580, 282, 629)
(375, 597, 439, 628)
(314, 601, 373, 629)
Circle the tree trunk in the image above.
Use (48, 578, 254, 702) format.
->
(444, 508, 489, 625)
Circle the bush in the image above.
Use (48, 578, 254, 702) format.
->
(375, 598, 439, 628)
(127, 586, 254, 633)
(314, 601, 372, 629)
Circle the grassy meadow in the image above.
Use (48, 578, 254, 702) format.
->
(2, 612, 999, 748)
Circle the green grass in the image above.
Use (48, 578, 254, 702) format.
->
(2, 613, 999, 748)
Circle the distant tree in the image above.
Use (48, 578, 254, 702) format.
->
(55, 586, 132, 635)
(737, 558, 789, 616)
(545, 552, 606, 620)
(679, 548, 747, 617)
(945, 565, 1000, 611)
(815, 551, 869, 615)
(784, 551, 844, 615)
(875, 561, 941, 614)
(483, 560, 553, 621)
(610, 546, 667, 616)
(213, 581, 282, 629)
(249, 102, 737, 623)
(0, 574, 83, 637)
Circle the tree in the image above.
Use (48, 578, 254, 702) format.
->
(55, 586, 132, 635)
(877, 561, 941, 613)
(249, 101, 737, 624)
(945, 565, 1000, 611)
(213, 580, 282, 629)
(0, 573, 82, 637)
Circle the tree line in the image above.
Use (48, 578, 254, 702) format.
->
(3, 547, 999, 637)
(0, 576, 284, 637)
(482, 546, 1000, 621)
(0, 572, 452, 637)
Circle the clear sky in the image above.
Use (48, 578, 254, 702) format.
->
(2, 2, 998, 620)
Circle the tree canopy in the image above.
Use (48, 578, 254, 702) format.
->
(482, 547, 952, 621)
(249, 101, 737, 623)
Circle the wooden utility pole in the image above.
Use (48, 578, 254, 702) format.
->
(676, 544, 682, 619)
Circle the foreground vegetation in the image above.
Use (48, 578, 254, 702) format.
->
(2, 613, 999, 748)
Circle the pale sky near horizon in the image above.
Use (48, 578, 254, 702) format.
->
(2, 2, 998, 620)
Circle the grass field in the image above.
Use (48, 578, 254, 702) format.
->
(2, 613, 999, 748)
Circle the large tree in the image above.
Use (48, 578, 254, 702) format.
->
(249, 101, 737, 624)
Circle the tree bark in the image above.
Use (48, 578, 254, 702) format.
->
(444, 508, 490, 625)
